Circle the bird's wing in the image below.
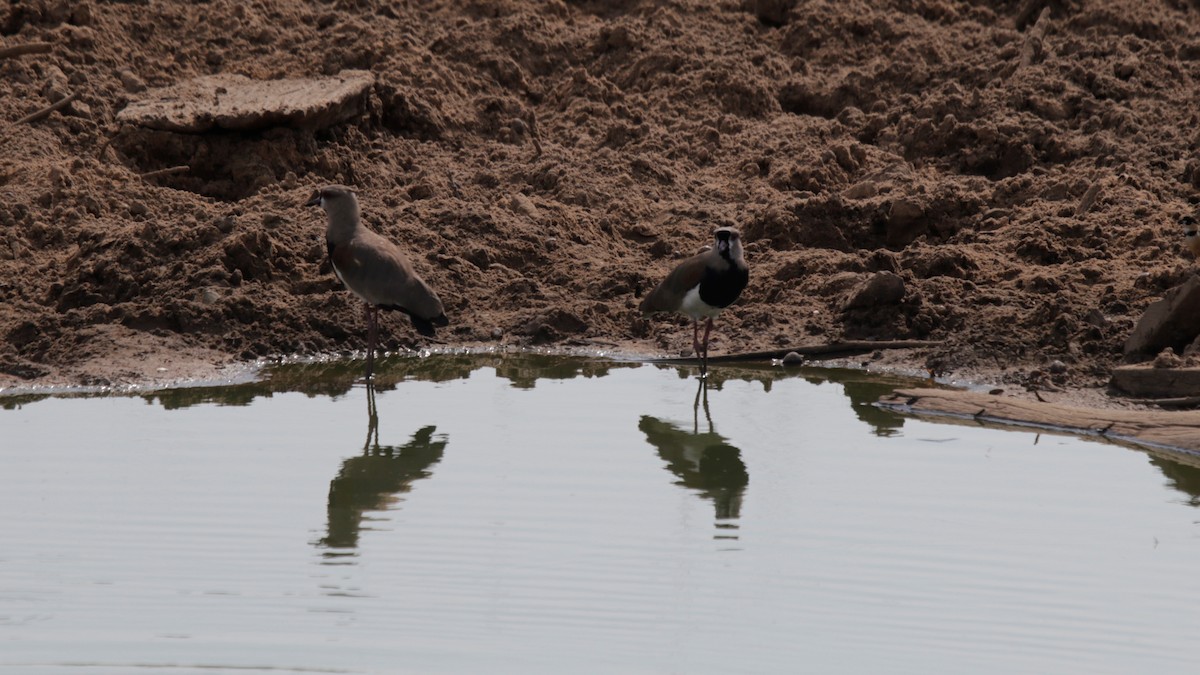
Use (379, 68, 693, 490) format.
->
(326, 240, 346, 284)
(340, 231, 445, 319)
(640, 252, 710, 314)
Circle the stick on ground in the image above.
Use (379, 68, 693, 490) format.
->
(0, 42, 53, 60)
(139, 165, 191, 181)
(1075, 178, 1105, 216)
(1015, 7, 1052, 73)
(12, 92, 78, 126)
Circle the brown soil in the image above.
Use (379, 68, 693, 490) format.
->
(2, 0, 1200, 403)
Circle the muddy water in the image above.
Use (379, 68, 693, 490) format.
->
(3, 354, 1200, 674)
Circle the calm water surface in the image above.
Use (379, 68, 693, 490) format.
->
(3, 355, 1200, 674)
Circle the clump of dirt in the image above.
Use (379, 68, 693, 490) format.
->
(2, 0, 1199, 400)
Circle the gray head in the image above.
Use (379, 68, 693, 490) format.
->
(306, 185, 361, 238)
(713, 226, 743, 260)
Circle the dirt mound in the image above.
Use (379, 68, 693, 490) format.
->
(2, 0, 1199, 395)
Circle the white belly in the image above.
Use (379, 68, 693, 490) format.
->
(679, 286, 722, 319)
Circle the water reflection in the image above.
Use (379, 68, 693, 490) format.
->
(129, 353, 640, 410)
(1148, 453, 1200, 507)
(797, 368, 906, 437)
(640, 380, 748, 537)
(317, 382, 447, 556)
(656, 363, 906, 437)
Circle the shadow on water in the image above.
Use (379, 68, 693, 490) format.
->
(640, 379, 748, 538)
(317, 381, 448, 558)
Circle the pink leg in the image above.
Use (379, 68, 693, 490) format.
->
(364, 303, 378, 380)
(700, 318, 713, 378)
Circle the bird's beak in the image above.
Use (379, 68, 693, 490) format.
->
(304, 191, 321, 208)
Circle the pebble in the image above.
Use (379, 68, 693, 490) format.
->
(509, 193, 540, 219)
(781, 351, 803, 365)
(118, 69, 147, 93)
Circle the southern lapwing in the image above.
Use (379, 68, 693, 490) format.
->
(306, 185, 448, 378)
(640, 227, 748, 378)
(1182, 215, 1200, 259)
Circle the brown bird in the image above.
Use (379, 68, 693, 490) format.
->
(1182, 214, 1200, 259)
(640, 227, 749, 378)
(306, 185, 448, 378)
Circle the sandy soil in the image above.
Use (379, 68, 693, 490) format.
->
(2, 0, 1200, 405)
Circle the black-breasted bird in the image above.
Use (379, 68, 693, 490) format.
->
(640, 227, 749, 377)
(306, 185, 448, 378)
(1181, 214, 1200, 259)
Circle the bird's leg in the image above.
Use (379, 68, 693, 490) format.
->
(364, 303, 377, 380)
(700, 317, 714, 379)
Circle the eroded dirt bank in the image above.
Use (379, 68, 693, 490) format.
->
(2, 0, 1200, 403)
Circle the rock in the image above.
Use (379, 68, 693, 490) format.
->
(1110, 365, 1200, 398)
(1114, 57, 1138, 80)
(407, 183, 434, 200)
(885, 198, 926, 248)
(748, 0, 796, 25)
(889, 198, 924, 226)
(844, 271, 906, 310)
(781, 351, 803, 365)
(118, 68, 146, 93)
(841, 180, 878, 200)
(40, 64, 71, 104)
(116, 70, 375, 133)
(509, 193, 540, 219)
(1123, 275, 1200, 359)
(1084, 308, 1108, 328)
(1153, 348, 1183, 369)
(1048, 359, 1068, 374)
(68, 99, 91, 118)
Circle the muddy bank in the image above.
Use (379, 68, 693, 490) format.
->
(2, 0, 1200, 402)
(878, 387, 1200, 453)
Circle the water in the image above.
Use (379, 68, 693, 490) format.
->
(3, 354, 1200, 674)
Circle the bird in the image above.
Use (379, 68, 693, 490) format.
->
(1181, 214, 1200, 259)
(640, 226, 749, 378)
(306, 185, 448, 378)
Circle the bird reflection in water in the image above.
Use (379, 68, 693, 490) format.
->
(317, 382, 447, 556)
(639, 379, 748, 539)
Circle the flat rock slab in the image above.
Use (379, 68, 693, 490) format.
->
(117, 70, 375, 133)
(1110, 365, 1200, 399)
(878, 387, 1200, 453)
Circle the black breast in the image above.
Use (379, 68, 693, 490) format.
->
(698, 265, 748, 309)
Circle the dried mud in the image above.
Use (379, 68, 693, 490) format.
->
(2, 0, 1200, 403)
